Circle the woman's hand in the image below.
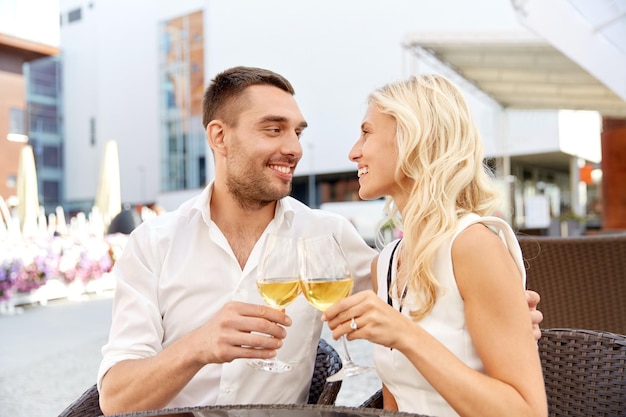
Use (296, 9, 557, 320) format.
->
(321, 290, 412, 350)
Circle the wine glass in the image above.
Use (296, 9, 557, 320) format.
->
(299, 234, 373, 381)
(248, 233, 301, 373)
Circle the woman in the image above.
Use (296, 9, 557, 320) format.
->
(322, 74, 547, 417)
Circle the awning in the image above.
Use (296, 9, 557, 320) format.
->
(403, 31, 626, 118)
(512, 0, 626, 106)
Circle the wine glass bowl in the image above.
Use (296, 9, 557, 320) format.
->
(248, 233, 301, 373)
(257, 278, 301, 309)
(299, 277, 353, 312)
(299, 234, 373, 381)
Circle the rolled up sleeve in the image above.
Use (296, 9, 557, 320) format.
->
(97, 224, 163, 390)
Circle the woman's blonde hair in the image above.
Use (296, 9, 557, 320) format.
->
(371, 74, 501, 321)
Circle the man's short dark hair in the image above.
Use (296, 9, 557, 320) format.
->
(202, 66, 296, 128)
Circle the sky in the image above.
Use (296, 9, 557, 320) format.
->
(0, 0, 60, 46)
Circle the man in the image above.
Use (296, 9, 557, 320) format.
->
(98, 66, 542, 414)
(98, 66, 377, 414)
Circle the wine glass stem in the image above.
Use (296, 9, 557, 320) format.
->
(340, 335, 355, 365)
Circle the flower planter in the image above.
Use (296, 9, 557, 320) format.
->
(1, 233, 127, 312)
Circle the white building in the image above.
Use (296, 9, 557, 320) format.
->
(57, 0, 613, 232)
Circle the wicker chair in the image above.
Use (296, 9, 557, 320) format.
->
(540, 328, 626, 417)
(308, 338, 343, 405)
(58, 338, 343, 417)
(58, 384, 100, 417)
(358, 389, 383, 409)
(360, 328, 626, 415)
(518, 234, 626, 334)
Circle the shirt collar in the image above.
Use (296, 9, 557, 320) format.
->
(190, 181, 295, 229)
(188, 182, 213, 227)
(275, 195, 295, 229)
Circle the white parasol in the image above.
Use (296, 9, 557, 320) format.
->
(94, 140, 122, 233)
(16, 145, 40, 239)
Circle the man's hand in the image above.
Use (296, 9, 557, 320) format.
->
(191, 301, 292, 364)
(100, 301, 292, 415)
(525, 290, 543, 342)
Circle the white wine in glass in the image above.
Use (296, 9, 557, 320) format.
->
(298, 278, 353, 311)
(257, 279, 301, 309)
(249, 233, 301, 373)
(299, 234, 373, 381)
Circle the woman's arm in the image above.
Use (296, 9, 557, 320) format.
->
(425, 224, 547, 417)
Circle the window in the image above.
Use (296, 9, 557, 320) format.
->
(29, 60, 59, 97)
(9, 108, 25, 134)
(29, 103, 58, 133)
(7, 108, 28, 142)
(68, 8, 82, 23)
(43, 145, 61, 168)
(42, 180, 60, 203)
(160, 10, 205, 192)
(6, 174, 16, 189)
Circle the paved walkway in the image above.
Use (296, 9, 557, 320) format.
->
(0, 294, 381, 416)
(0, 294, 112, 417)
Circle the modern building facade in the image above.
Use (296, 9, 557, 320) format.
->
(160, 10, 206, 194)
(24, 55, 64, 214)
(0, 33, 59, 213)
(55, 0, 625, 233)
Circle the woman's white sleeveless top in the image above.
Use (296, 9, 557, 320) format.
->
(374, 214, 525, 416)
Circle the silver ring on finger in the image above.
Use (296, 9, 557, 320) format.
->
(350, 317, 358, 331)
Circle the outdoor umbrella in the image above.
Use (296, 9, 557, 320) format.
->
(55, 206, 68, 235)
(94, 140, 122, 233)
(0, 195, 10, 240)
(16, 145, 40, 239)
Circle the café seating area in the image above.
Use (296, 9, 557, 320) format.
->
(59, 339, 343, 417)
(517, 233, 626, 416)
(358, 328, 626, 416)
(58, 233, 626, 417)
(518, 233, 626, 334)
(539, 328, 626, 416)
(61, 331, 626, 416)
(359, 233, 626, 416)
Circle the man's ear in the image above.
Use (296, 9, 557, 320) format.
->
(207, 120, 227, 156)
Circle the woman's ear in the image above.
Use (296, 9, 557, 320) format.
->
(207, 120, 227, 156)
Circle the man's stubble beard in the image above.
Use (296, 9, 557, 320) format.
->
(225, 161, 292, 211)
